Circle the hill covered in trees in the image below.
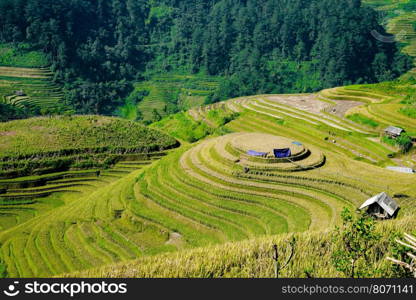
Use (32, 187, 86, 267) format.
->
(0, 0, 412, 119)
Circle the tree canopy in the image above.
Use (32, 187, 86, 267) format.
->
(0, 0, 411, 115)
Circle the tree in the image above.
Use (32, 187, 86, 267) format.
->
(332, 208, 381, 278)
(135, 109, 143, 121)
(151, 108, 162, 122)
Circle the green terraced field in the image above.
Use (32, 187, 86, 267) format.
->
(118, 74, 221, 121)
(319, 83, 416, 136)
(0, 66, 65, 114)
(0, 115, 181, 277)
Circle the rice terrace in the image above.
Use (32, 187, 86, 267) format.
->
(0, 0, 416, 281)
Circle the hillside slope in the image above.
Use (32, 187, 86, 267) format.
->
(0, 43, 66, 119)
(0, 115, 179, 278)
(364, 0, 416, 78)
(66, 215, 416, 278)
(1, 80, 413, 277)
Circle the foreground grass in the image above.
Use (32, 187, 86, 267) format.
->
(65, 215, 416, 278)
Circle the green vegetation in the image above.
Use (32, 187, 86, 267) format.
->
(150, 112, 212, 143)
(332, 208, 381, 278)
(0, 115, 178, 178)
(0, 0, 410, 115)
(67, 215, 416, 278)
(1, 79, 415, 278)
(399, 106, 416, 118)
(0, 115, 179, 277)
(0, 115, 177, 158)
(119, 74, 221, 122)
(0, 0, 416, 280)
(0, 44, 49, 68)
(0, 67, 66, 121)
(347, 114, 379, 128)
(396, 133, 413, 153)
(206, 110, 240, 127)
(320, 80, 416, 136)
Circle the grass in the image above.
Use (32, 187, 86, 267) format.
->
(399, 106, 416, 118)
(65, 215, 416, 278)
(150, 112, 213, 143)
(0, 115, 178, 158)
(319, 81, 416, 137)
(347, 113, 379, 128)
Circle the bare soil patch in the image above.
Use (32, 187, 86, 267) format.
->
(264, 94, 364, 118)
(264, 94, 329, 114)
(230, 133, 304, 155)
(0, 131, 16, 136)
(324, 100, 364, 118)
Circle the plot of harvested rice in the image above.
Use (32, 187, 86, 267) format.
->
(230, 133, 304, 156)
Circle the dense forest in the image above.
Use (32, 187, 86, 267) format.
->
(0, 0, 412, 116)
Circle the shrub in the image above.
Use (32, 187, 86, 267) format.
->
(399, 106, 416, 119)
(332, 208, 381, 278)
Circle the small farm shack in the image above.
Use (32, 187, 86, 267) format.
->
(384, 126, 405, 139)
(15, 90, 26, 96)
(359, 192, 399, 219)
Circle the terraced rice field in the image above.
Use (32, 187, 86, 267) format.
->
(1, 81, 416, 277)
(127, 74, 220, 121)
(319, 86, 416, 136)
(66, 91, 416, 277)
(0, 116, 181, 277)
(0, 66, 64, 114)
(0, 142, 182, 276)
(199, 95, 397, 165)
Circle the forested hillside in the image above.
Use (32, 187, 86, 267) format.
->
(0, 0, 411, 118)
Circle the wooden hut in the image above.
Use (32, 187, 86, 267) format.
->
(384, 126, 404, 139)
(15, 90, 26, 97)
(359, 192, 399, 219)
